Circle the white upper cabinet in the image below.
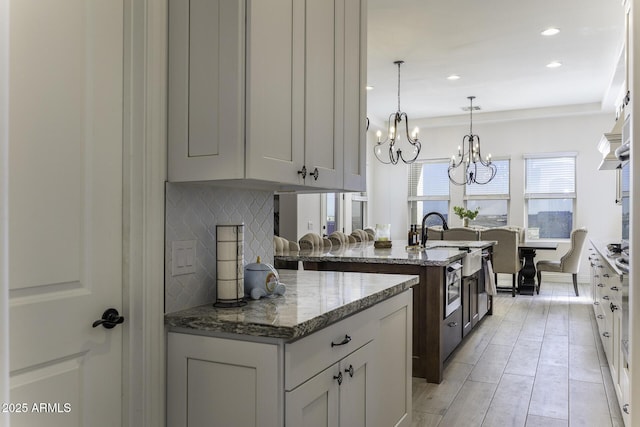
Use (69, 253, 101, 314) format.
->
(169, 0, 367, 191)
(342, 0, 367, 191)
(168, 0, 245, 181)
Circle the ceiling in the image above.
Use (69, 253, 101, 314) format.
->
(366, 0, 625, 124)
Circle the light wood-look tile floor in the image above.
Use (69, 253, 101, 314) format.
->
(412, 280, 624, 427)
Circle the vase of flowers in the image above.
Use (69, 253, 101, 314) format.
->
(453, 206, 479, 227)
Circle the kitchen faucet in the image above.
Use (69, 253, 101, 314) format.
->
(421, 212, 449, 245)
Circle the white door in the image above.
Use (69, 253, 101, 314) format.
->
(8, 1, 124, 426)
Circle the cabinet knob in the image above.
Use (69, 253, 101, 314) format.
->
(594, 301, 600, 305)
(331, 334, 352, 347)
(611, 286, 620, 291)
(333, 371, 343, 385)
(297, 166, 307, 179)
(603, 295, 610, 301)
(603, 273, 610, 278)
(597, 314, 604, 319)
(610, 303, 619, 312)
(602, 332, 611, 338)
(345, 364, 354, 378)
(598, 283, 605, 287)
(623, 404, 630, 414)
(447, 322, 458, 328)
(310, 167, 319, 181)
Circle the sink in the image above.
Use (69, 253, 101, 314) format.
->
(462, 248, 482, 276)
(425, 245, 482, 276)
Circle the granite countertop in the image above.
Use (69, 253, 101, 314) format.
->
(275, 239, 495, 267)
(164, 270, 419, 341)
(589, 238, 628, 276)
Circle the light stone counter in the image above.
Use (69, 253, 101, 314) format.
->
(164, 270, 418, 340)
(275, 239, 495, 266)
(589, 238, 628, 276)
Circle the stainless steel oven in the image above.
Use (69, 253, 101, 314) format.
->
(445, 262, 463, 318)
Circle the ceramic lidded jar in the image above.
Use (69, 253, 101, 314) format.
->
(243, 256, 286, 300)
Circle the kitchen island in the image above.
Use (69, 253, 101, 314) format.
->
(166, 270, 418, 427)
(275, 239, 495, 383)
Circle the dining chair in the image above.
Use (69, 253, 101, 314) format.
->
(536, 228, 588, 296)
(328, 231, 356, 246)
(442, 227, 480, 241)
(298, 232, 332, 251)
(479, 228, 521, 297)
(273, 236, 300, 270)
(421, 225, 444, 240)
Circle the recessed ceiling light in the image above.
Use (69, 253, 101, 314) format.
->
(366, 85, 374, 90)
(546, 61, 562, 68)
(447, 74, 460, 80)
(541, 27, 560, 36)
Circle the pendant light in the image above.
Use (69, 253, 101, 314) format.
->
(373, 61, 421, 165)
(448, 96, 496, 185)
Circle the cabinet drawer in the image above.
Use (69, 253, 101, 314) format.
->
(285, 306, 376, 390)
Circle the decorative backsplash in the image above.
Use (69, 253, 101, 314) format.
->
(165, 183, 274, 313)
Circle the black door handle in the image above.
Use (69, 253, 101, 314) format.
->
(92, 308, 125, 329)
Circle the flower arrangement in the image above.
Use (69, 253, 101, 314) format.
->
(453, 206, 479, 221)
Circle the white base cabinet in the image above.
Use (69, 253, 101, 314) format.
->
(588, 244, 630, 425)
(167, 290, 412, 427)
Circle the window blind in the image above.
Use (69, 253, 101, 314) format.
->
(525, 156, 576, 197)
(466, 159, 510, 196)
(408, 161, 450, 198)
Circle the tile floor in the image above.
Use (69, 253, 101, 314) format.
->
(412, 280, 624, 427)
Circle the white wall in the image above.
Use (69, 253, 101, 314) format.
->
(369, 110, 621, 281)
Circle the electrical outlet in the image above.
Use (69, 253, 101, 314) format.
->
(172, 240, 197, 276)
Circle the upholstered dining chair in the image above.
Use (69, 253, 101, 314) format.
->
(442, 227, 480, 241)
(479, 228, 522, 297)
(298, 232, 332, 251)
(536, 228, 588, 296)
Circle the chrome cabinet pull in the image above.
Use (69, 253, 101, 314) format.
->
(448, 322, 458, 327)
(623, 404, 630, 414)
(597, 283, 605, 287)
(603, 295, 610, 300)
(611, 286, 620, 291)
(602, 332, 611, 338)
(331, 334, 352, 347)
(597, 314, 604, 319)
(297, 166, 307, 178)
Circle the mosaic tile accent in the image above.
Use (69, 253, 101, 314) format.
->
(165, 183, 274, 313)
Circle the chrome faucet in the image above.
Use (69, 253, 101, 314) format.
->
(421, 212, 449, 245)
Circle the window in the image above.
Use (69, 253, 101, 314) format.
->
(465, 159, 510, 227)
(408, 160, 450, 226)
(524, 153, 576, 239)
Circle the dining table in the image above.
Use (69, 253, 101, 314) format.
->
(518, 241, 559, 295)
